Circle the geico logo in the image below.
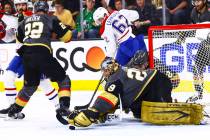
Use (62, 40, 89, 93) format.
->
(158, 43, 210, 73)
(55, 46, 105, 72)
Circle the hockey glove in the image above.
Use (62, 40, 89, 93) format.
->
(68, 108, 99, 127)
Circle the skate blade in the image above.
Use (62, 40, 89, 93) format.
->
(4, 113, 25, 121)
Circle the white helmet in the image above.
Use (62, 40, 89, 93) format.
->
(14, 0, 28, 5)
(93, 7, 108, 25)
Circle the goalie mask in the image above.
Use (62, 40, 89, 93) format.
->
(101, 57, 119, 78)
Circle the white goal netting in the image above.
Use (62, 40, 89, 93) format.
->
(148, 24, 210, 99)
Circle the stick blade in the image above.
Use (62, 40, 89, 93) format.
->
(74, 104, 89, 111)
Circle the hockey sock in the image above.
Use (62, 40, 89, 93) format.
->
(15, 96, 28, 108)
(39, 79, 60, 109)
(4, 71, 18, 105)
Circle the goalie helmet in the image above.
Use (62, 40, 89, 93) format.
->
(101, 57, 119, 78)
(14, 0, 28, 5)
(34, 1, 49, 13)
(93, 7, 109, 25)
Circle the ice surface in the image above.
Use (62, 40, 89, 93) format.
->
(0, 91, 210, 140)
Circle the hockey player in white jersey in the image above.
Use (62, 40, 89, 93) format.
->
(0, 0, 60, 118)
(93, 7, 147, 66)
(0, 13, 17, 43)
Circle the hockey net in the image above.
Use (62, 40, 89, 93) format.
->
(148, 24, 210, 103)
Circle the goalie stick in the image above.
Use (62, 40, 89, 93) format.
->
(74, 75, 104, 110)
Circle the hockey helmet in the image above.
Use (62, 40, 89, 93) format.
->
(128, 50, 148, 65)
(93, 7, 109, 25)
(127, 50, 148, 68)
(101, 57, 119, 77)
(14, 0, 28, 5)
(34, 1, 49, 13)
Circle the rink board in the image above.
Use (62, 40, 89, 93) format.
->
(0, 40, 210, 93)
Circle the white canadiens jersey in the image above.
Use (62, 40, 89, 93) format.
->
(100, 10, 135, 57)
(1, 14, 18, 43)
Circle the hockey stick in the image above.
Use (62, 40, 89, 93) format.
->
(74, 75, 104, 110)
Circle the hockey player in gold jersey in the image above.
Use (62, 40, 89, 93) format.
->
(6, 1, 72, 120)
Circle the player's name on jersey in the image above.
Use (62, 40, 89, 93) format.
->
(25, 15, 41, 23)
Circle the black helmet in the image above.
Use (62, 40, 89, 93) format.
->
(34, 1, 49, 13)
(127, 50, 148, 67)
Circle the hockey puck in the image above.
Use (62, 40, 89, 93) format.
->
(69, 125, 76, 130)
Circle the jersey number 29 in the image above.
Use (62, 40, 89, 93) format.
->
(25, 22, 44, 39)
(127, 69, 147, 81)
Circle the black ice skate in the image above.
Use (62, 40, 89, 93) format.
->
(6, 104, 25, 120)
(0, 106, 10, 118)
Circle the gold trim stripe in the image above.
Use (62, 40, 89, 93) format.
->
(134, 70, 157, 101)
(60, 30, 72, 43)
(23, 43, 52, 53)
(98, 91, 118, 107)
(58, 89, 71, 98)
(16, 97, 28, 107)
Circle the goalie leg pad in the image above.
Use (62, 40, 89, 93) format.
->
(141, 101, 203, 125)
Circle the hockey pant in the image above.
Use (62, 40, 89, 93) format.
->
(115, 34, 147, 66)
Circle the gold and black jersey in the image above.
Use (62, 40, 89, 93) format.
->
(104, 67, 157, 108)
(16, 14, 72, 53)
